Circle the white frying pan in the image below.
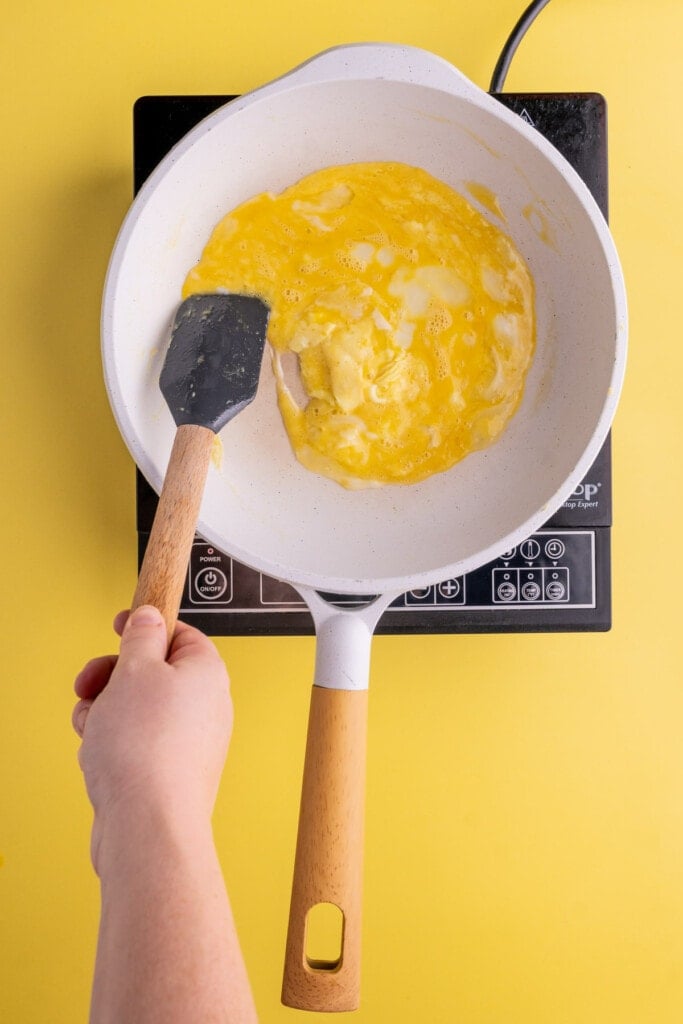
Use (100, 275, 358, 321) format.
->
(101, 43, 627, 1012)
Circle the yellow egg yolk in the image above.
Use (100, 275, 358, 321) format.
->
(183, 162, 535, 488)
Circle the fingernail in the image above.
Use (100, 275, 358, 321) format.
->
(128, 605, 163, 627)
(73, 701, 91, 738)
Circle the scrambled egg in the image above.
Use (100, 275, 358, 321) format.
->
(183, 162, 535, 488)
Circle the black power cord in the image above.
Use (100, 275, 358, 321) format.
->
(489, 0, 553, 93)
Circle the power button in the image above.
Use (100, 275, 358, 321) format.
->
(188, 544, 233, 606)
(195, 567, 228, 601)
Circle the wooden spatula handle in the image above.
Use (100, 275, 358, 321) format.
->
(281, 685, 368, 1012)
(132, 423, 215, 644)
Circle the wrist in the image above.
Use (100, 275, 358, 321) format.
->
(92, 794, 214, 880)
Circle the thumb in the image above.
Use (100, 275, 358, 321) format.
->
(118, 605, 168, 665)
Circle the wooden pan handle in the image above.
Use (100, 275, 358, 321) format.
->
(132, 423, 215, 645)
(282, 684, 368, 1012)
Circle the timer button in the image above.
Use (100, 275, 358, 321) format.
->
(545, 573, 567, 602)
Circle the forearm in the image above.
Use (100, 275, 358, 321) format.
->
(91, 802, 257, 1024)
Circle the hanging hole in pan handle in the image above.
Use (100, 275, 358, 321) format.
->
(305, 902, 345, 972)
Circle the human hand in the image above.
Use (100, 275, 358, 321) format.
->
(73, 606, 233, 874)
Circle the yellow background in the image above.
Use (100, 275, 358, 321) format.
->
(1, 1, 681, 1021)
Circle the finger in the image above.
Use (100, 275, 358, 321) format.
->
(113, 609, 130, 637)
(74, 655, 118, 699)
(72, 699, 93, 738)
(168, 619, 224, 668)
(117, 605, 168, 667)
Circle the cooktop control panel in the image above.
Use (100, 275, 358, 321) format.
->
(178, 532, 602, 626)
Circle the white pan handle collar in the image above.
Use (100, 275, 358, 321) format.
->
(298, 588, 398, 691)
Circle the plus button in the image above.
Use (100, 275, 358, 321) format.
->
(438, 578, 461, 600)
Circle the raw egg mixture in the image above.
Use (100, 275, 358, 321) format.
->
(183, 162, 535, 488)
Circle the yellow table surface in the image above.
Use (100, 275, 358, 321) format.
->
(2, 1, 681, 1020)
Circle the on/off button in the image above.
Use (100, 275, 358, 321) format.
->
(194, 566, 229, 601)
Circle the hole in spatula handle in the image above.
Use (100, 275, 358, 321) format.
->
(305, 902, 345, 972)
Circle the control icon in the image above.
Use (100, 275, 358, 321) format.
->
(493, 561, 571, 605)
(545, 538, 566, 560)
(545, 574, 567, 601)
(186, 541, 234, 607)
(194, 566, 228, 601)
(520, 538, 541, 561)
(521, 579, 542, 601)
(496, 574, 517, 602)
(403, 578, 465, 607)
(438, 579, 461, 600)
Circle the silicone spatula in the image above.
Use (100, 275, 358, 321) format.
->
(131, 292, 269, 643)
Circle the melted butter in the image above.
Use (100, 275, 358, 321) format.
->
(523, 202, 557, 250)
(465, 181, 506, 221)
(184, 162, 535, 488)
(210, 434, 223, 471)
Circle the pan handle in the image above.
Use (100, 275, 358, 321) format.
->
(281, 682, 368, 1012)
(131, 423, 215, 645)
(281, 594, 394, 1012)
(272, 42, 484, 101)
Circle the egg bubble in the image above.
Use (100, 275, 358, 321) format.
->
(434, 347, 450, 380)
(336, 251, 367, 273)
(366, 231, 390, 247)
(427, 306, 453, 335)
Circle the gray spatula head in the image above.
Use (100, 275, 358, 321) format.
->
(160, 293, 270, 432)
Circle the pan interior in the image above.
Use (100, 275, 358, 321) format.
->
(103, 76, 625, 594)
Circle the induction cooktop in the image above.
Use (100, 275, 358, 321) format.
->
(133, 90, 612, 635)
